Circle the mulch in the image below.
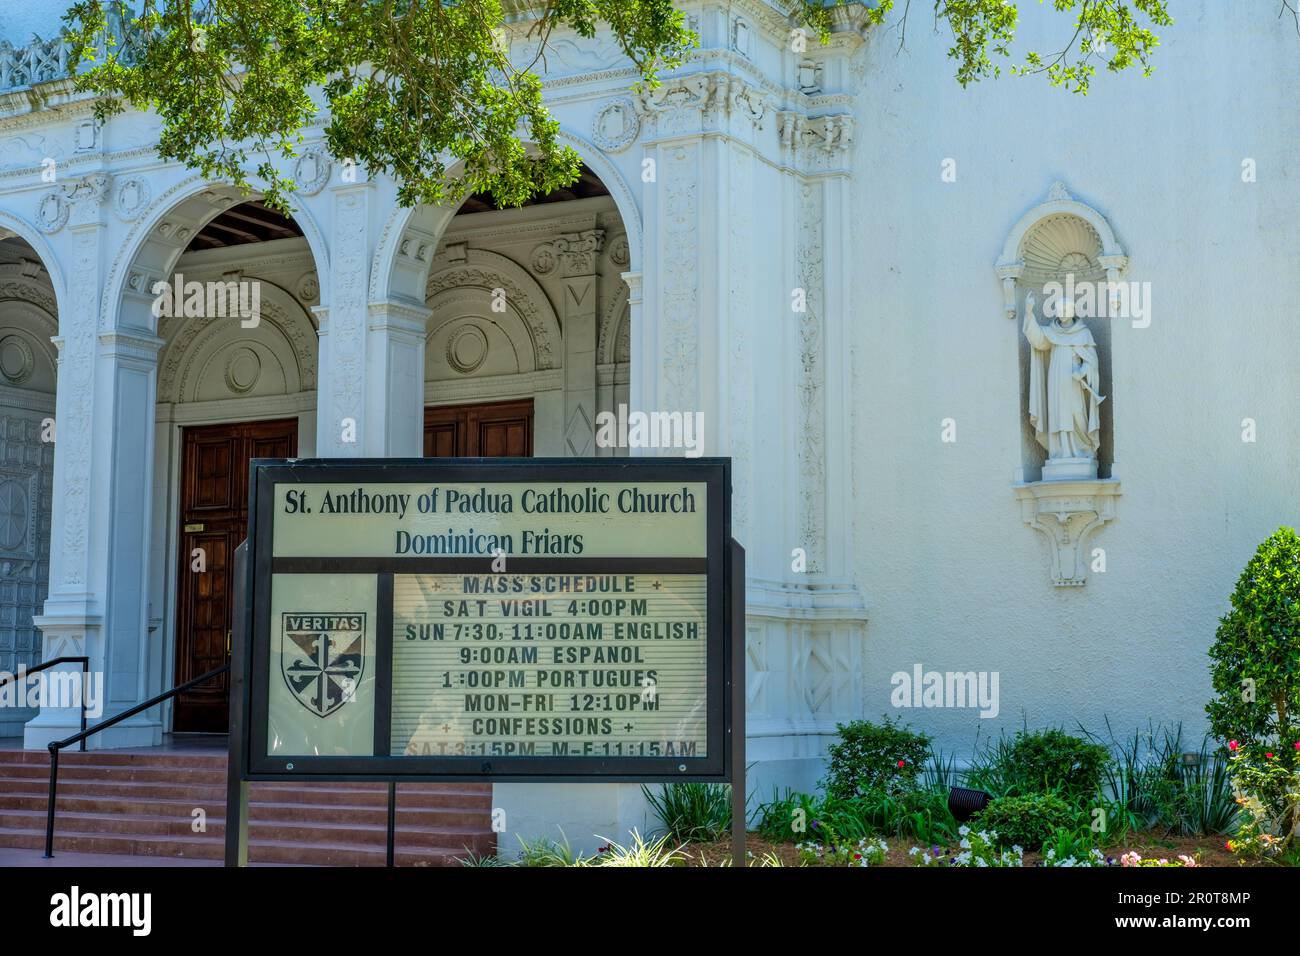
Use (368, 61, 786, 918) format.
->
(682, 832, 1249, 867)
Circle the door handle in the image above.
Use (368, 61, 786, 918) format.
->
(226, 629, 232, 655)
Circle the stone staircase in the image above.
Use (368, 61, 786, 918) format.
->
(0, 747, 495, 865)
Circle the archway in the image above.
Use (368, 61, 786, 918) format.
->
(145, 197, 322, 732)
(0, 235, 58, 737)
(416, 163, 634, 459)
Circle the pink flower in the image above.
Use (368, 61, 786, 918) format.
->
(1294, 742, 1299, 750)
(1266, 752, 1275, 760)
(1228, 740, 1239, 751)
(897, 760, 905, 768)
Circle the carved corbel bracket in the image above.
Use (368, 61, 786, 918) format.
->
(1012, 479, 1121, 587)
(995, 259, 1024, 318)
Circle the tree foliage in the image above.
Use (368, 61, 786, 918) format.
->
(62, 1, 1174, 212)
(1206, 527, 1300, 757)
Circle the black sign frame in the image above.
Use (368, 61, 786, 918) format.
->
(236, 457, 733, 784)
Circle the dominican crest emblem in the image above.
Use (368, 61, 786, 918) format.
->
(281, 613, 366, 718)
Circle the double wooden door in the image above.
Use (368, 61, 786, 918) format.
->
(424, 399, 533, 457)
(173, 419, 297, 732)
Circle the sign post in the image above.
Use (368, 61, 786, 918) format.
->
(226, 457, 740, 865)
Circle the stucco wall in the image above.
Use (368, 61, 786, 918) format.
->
(848, 1, 1300, 759)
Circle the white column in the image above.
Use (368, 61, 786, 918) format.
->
(365, 301, 428, 457)
(557, 229, 602, 456)
(315, 181, 373, 457)
(27, 174, 166, 749)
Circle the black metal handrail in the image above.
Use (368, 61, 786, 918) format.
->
(0, 657, 90, 752)
(43, 662, 230, 858)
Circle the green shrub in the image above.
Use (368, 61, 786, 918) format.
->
(974, 793, 1079, 850)
(968, 728, 1109, 797)
(822, 716, 932, 799)
(1206, 527, 1300, 852)
(642, 782, 731, 843)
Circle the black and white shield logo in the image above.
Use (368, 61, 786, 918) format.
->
(280, 613, 366, 718)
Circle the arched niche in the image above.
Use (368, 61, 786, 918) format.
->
(156, 282, 317, 405)
(423, 248, 562, 386)
(996, 182, 1128, 481)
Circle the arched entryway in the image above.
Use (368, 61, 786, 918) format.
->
(416, 163, 635, 460)
(138, 195, 322, 732)
(0, 235, 58, 738)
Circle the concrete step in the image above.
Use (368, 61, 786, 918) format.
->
(0, 761, 228, 784)
(0, 792, 490, 825)
(1, 776, 492, 809)
(0, 827, 478, 866)
(0, 808, 495, 848)
(1, 749, 226, 769)
(0, 747, 495, 865)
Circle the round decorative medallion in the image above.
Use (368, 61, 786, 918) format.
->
(224, 346, 262, 394)
(592, 98, 640, 152)
(530, 244, 557, 276)
(446, 324, 489, 375)
(35, 191, 68, 234)
(0, 336, 34, 386)
(296, 272, 320, 305)
(0, 479, 29, 551)
(114, 177, 152, 222)
(608, 235, 630, 267)
(293, 149, 333, 195)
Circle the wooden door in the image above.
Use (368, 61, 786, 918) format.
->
(173, 418, 297, 732)
(423, 399, 533, 457)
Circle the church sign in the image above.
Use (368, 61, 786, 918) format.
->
(236, 457, 735, 782)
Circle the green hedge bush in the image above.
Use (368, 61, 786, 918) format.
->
(974, 793, 1079, 850)
(822, 716, 932, 799)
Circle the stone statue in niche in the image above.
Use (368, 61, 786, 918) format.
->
(1022, 289, 1104, 480)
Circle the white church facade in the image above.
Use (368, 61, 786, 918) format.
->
(0, 0, 1296, 847)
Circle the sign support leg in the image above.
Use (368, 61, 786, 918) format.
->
(386, 782, 397, 867)
(225, 541, 250, 867)
(729, 539, 746, 869)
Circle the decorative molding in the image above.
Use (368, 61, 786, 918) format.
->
(295, 272, 320, 306)
(1012, 479, 1121, 587)
(0, 334, 34, 385)
(293, 148, 332, 195)
(424, 367, 563, 405)
(34, 190, 68, 234)
(637, 73, 716, 137)
(591, 98, 640, 152)
(426, 250, 560, 371)
(796, 180, 826, 572)
(445, 323, 489, 375)
(997, 181, 1128, 319)
(547, 229, 605, 277)
(113, 177, 151, 222)
(778, 111, 854, 167)
(659, 143, 699, 409)
(728, 147, 755, 546)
